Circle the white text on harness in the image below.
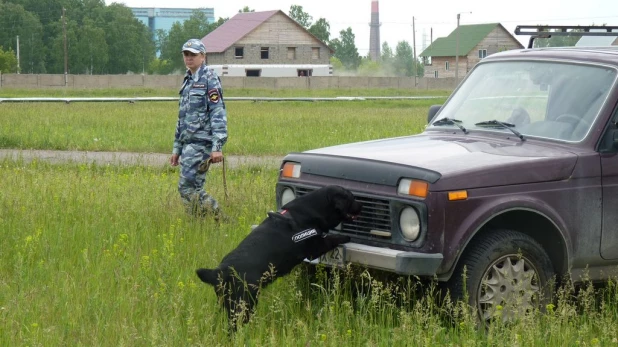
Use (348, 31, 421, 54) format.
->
(292, 228, 318, 243)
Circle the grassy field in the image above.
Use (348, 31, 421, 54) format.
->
(0, 98, 438, 155)
(2, 160, 618, 346)
(0, 87, 452, 98)
(2, 89, 618, 345)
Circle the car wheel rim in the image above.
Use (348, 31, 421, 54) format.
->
(477, 254, 540, 322)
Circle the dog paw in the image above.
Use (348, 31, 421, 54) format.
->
(333, 235, 351, 244)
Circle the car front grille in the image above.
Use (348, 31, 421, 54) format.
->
(295, 187, 392, 238)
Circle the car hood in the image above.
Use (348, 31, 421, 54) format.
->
(302, 133, 578, 191)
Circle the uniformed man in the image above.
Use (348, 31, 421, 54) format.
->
(170, 38, 228, 218)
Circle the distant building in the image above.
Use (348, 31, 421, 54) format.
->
(202, 10, 333, 71)
(420, 23, 523, 79)
(131, 7, 215, 49)
(575, 29, 618, 47)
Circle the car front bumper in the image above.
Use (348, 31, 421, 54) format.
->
(307, 242, 444, 276)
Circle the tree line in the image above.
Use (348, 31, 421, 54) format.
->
(0, 1, 423, 76)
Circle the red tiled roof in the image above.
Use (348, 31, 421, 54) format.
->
(203, 10, 280, 53)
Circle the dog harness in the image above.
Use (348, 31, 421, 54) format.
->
(268, 210, 323, 243)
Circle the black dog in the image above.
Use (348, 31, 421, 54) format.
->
(196, 185, 362, 330)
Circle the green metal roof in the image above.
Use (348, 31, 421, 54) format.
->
(420, 23, 500, 57)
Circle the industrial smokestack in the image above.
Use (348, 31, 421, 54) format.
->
(369, 0, 381, 61)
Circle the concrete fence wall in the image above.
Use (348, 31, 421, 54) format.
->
(0, 73, 459, 90)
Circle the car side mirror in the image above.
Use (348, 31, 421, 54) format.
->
(427, 105, 442, 124)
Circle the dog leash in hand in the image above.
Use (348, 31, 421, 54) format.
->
(197, 157, 229, 200)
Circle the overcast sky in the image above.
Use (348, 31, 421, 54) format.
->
(106, 0, 618, 55)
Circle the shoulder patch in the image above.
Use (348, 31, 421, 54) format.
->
(208, 88, 220, 103)
(292, 228, 318, 243)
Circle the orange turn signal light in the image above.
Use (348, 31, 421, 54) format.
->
(281, 162, 301, 178)
(448, 190, 468, 201)
(408, 181, 428, 198)
(398, 179, 428, 198)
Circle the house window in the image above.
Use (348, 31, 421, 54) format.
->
(478, 49, 487, 59)
(261, 47, 269, 59)
(235, 47, 244, 59)
(445, 61, 450, 71)
(287, 47, 296, 60)
(246, 69, 261, 77)
(434, 70, 438, 78)
(312, 47, 320, 59)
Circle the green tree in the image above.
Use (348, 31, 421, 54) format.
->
(5, 0, 115, 74)
(4, 0, 63, 47)
(46, 16, 108, 74)
(357, 57, 382, 76)
(147, 58, 172, 75)
(380, 42, 396, 75)
(289, 5, 312, 28)
(533, 29, 582, 48)
(238, 6, 254, 12)
(100, 4, 154, 74)
(381, 42, 393, 62)
(308, 18, 330, 44)
(0, 46, 18, 73)
(76, 19, 109, 74)
(393, 40, 414, 76)
(159, 12, 226, 73)
(154, 29, 168, 55)
(330, 27, 360, 70)
(47, 18, 78, 74)
(0, 2, 45, 73)
(330, 56, 343, 72)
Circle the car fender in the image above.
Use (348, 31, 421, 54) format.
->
(437, 194, 573, 280)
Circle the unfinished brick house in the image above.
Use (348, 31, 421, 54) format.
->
(202, 10, 333, 71)
(420, 23, 524, 79)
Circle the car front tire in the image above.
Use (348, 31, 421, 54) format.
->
(447, 229, 555, 323)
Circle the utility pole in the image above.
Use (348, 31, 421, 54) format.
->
(16, 35, 20, 74)
(62, 7, 68, 86)
(412, 16, 417, 85)
(455, 12, 472, 81)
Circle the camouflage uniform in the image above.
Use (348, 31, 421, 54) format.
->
(173, 39, 228, 215)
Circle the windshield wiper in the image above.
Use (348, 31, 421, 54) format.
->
(432, 117, 468, 134)
(475, 120, 525, 141)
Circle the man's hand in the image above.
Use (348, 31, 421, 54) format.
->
(210, 151, 223, 163)
(170, 154, 180, 166)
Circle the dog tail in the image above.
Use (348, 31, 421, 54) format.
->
(196, 268, 219, 286)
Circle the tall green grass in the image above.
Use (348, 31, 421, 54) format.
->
(0, 99, 439, 155)
(2, 160, 618, 345)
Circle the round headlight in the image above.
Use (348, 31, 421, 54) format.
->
(281, 188, 296, 207)
(400, 207, 420, 241)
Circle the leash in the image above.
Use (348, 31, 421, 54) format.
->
(198, 157, 229, 200)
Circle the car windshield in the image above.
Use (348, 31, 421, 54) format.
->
(428, 61, 617, 142)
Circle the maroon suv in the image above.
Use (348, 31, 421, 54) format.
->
(276, 42, 618, 320)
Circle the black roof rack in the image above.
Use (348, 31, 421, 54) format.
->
(515, 25, 618, 48)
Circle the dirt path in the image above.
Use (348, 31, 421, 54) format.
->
(0, 149, 282, 169)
